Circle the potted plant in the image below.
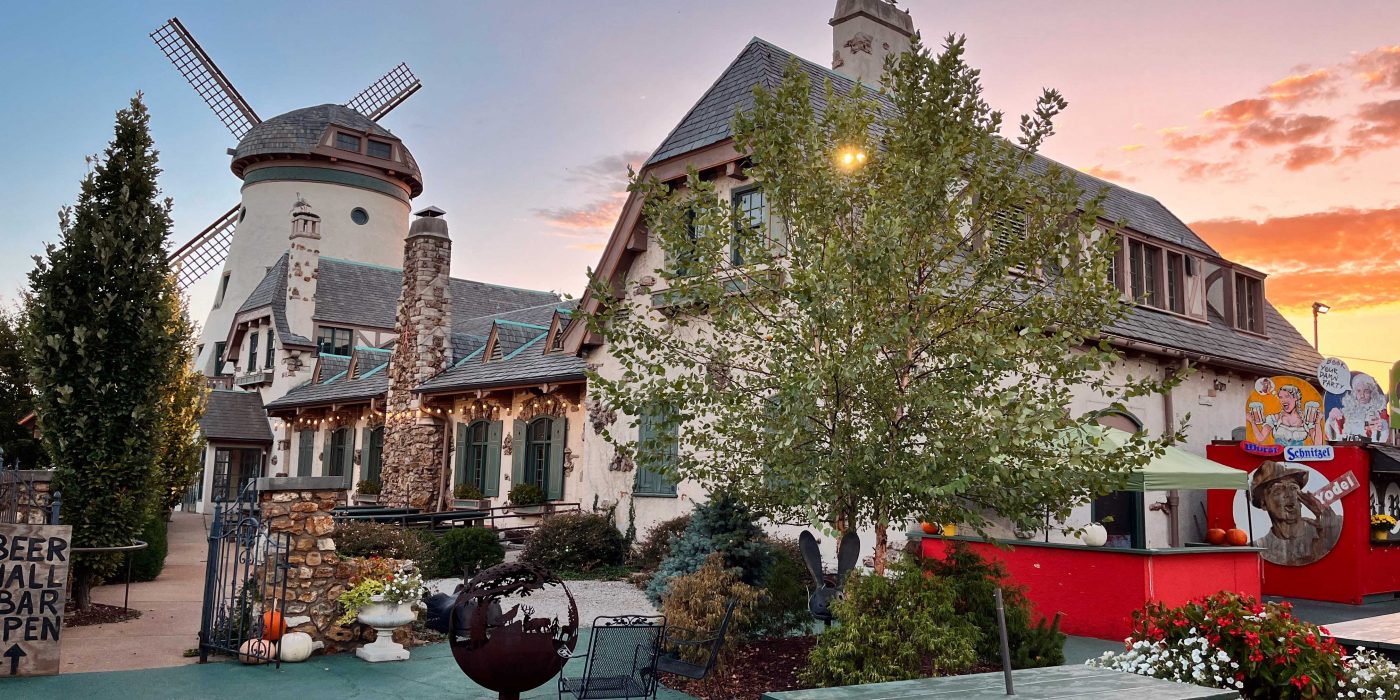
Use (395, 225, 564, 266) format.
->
(354, 480, 381, 505)
(1371, 513, 1396, 542)
(337, 557, 426, 663)
(453, 483, 490, 511)
(507, 482, 548, 515)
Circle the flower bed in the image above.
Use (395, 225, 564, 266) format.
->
(1089, 591, 1400, 698)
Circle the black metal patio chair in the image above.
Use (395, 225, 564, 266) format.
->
(559, 614, 666, 700)
(655, 597, 738, 681)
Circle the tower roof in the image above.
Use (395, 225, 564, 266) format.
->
(230, 104, 423, 196)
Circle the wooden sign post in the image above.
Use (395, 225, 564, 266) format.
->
(0, 523, 72, 678)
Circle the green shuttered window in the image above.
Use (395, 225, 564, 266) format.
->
(511, 417, 565, 501)
(297, 429, 314, 477)
(362, 426, 384, 485)
(455, 420, 502, 497)
(635, 406, 678, 496)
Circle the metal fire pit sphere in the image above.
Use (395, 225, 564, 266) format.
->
(448, 562, 580, 700)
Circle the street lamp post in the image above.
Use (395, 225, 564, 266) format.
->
(1312, 301, 1330, 350)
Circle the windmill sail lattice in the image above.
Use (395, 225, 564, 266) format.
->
(170, 205, 240, 289)
(346, 63, 422, 121)
(150, 18, 261, 139)
(152, 17, 421, 289)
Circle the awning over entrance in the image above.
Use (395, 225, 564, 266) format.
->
(1365, 444, 1400, 474)
(1072, 426, 1249, 492)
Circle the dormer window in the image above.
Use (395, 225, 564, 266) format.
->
(1234, 273, 1265, 333)
(367, 140, 392, 159)
(334, 132, 362, 153)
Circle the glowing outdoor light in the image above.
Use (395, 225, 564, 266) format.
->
(836, 147, 867, 170)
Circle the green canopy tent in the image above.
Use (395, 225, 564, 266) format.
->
(1092, 426, 1249, 492)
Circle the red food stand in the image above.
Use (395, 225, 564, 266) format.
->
(1206, 442, 1400, 604)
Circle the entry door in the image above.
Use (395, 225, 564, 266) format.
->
(212, 447, 263, 502)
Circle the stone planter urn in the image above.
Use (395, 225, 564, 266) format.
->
(355, 596, 416, 662)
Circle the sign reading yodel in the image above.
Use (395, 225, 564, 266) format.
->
(0, 523, 71, 678)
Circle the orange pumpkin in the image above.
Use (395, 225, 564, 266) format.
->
(920, 521, 937, 535)
(1224, 528, 1249, 547)
(262, 610, 286, 641)
(1205, 528, 1226, 545)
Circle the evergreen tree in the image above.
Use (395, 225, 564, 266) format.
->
(25, 95, 180, 607)
(646, 490, 771, 603)
(148, 290, 207, 517)
(588, 36, 1182, 573)
(0, 300, 43, 469)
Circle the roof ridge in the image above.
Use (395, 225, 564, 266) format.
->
(646, 38, 773, 166)
(322, 256, 561, 297)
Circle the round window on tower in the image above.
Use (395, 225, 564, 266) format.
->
(351, 207, 369, 225)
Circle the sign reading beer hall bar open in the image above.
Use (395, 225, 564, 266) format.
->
(0, 523, 71, 677)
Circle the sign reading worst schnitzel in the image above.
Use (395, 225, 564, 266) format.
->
(0, 523, 71, 678)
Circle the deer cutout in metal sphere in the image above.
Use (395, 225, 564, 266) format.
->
(799, 530, 859, 625)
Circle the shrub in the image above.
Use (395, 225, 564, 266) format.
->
(660, 554, 761, 674)
(1342, 647, 1400, 697)
(631, 514, 691, 570)
(522, 512, 628, 573)
(803, 559, 979, 687)
(508, 482, 545, 506)
(425, 527, 504, 579)
(356, 480, 381, 495)
(747, 536, 810, 638)
(454, 483, 483, 500)
(921, 542, 1063, 668)
(127, 510, 169, 582)
(646, 491, 770, 604)
(335, 521, 435, 563)
(1089, 591, 1347, 698)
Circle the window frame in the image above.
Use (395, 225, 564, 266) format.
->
(265, 329, 276, 369)
(524, 417, 554, 490)
(635, 405, 679, 496)
(212, 341, 230, 376)
(246, 331, 259, 373)
(730, 186, 767, 267)
(1233, 272, 1265, 335)
(334, 132, 362, 154)
(316, 326, 353, 356)
(366, 139, 393, 160)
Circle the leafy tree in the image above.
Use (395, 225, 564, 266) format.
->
(25, 95, 182, 608)
(0, 300, 43, 469)
(148, 290, 207, 517)
(586, 35, 1180, 573)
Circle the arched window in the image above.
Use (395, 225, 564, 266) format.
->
(1090, 408, 1145, 548)
(511, 415, 566, 501)
(456, 420, 496, 493)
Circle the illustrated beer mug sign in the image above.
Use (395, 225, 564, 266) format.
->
(1244, 376, 1326, 451)
(1318, 358, 1389, 443)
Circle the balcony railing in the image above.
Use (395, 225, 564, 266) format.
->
(234, 370, 273, 388)
(205, 375, 234, 390)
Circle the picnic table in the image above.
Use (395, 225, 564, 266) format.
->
(760, 666, 1237, 699)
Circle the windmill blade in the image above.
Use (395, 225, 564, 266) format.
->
(150, 18, 260, 139)
(170, 205, 240, 289)
(346, 63, 422, 121)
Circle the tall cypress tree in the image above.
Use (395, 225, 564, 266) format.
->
(25, 95, 179, 608)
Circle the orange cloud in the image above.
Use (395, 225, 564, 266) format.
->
(1160, 127, 1227, 152)
(1351, 99, 1400, 145)
(1168, 157, 1239, 180)
(1192, 207, 1400, 310)
(1262, 69, 1339, 104)
(1206, 98, 1274, 125)
(534, 192, 628, 230)
(1118, 144, 1145, 152)
(1083, 164, 1136, 183)
(1234, 113, 1335, 147)
(1279, 144, 1336, 171)
(1355, 45, 1400, 90)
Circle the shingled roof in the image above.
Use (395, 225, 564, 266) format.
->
(200, 390, 273, 443)
(264, 374, 389, 410)
(312, 258, 562, 332)
(235, 253, 314, 348)
(419, 349, 586, 394)
(637, 36, 1317, 376)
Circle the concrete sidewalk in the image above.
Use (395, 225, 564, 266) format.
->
(60, 511, 208, 673)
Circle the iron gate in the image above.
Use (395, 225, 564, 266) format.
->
(0, 459, 59, 526)
(198, 481, 291, 664)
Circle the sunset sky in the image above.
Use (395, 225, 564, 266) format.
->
(2, 1, 1398, 378)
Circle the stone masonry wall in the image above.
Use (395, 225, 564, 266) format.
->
(0, 470, 54, 525)
(381, 213, 453, 511)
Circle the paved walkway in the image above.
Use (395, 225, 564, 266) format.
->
(61, 511, 208, 673)
(9, 632, 698, 699)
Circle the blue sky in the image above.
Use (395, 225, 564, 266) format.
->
(4, 1, 1400, 372)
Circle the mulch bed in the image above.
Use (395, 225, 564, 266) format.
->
(664, 636, 1005, 700)
(64, 601, 142, 628)
(663, 636, 818, 700)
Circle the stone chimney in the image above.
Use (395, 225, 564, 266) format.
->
(830, 0, 915, 88)
(379, 206, 453, 510)
(284, 196, 321, 346)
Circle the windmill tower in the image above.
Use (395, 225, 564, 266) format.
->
(150, 18, 424, 377)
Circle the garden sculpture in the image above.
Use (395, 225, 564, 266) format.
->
(799, 529, 859, 625)
(440, 562, 580, 700)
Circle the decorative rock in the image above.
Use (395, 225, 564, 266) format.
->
(316, 538, 336, 551)
(305, 551, 323, 566)
(307, 515, 334, 536)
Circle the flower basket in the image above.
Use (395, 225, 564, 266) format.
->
(453, 498, 489, 511)
(353, 493, 380, 505)
(355, 597, 417, 663)
(1371, 514, 1397, 542)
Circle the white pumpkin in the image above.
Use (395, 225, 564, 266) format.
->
(278, 632, 315, 663)
(1081, 523, 1108, 547)
(238, 638, 274, 664)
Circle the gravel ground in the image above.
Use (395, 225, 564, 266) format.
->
(426, 577, 659, 626)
